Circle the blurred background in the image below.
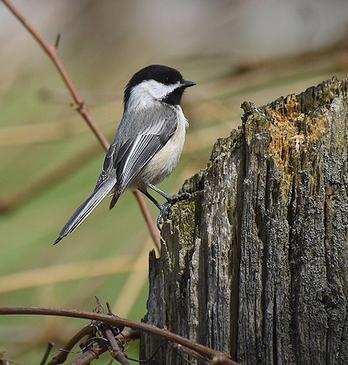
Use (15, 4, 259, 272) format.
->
(0, 0, 348, 363)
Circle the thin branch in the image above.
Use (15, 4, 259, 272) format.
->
(133, 190, 160, 249)
(1, 0, 160, 251)
(1, 0, 107, 148)
(172, 343, 210, 364)
(48, 325, 94, 365)
(104, 328, 130, 365)
(0, 306, 238, 365)
(71, 345, 104, 365)
(54, 33, 61, 49)
(70, 328, 139, 365)
(40, 342, 54, 365)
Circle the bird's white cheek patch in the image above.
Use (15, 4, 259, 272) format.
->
(135, 80, 181, 100)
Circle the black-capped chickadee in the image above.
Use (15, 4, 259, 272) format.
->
(54, 65, 195, 244)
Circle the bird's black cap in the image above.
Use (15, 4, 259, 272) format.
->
(128, 64, 183, 87)
(124, 65, 192, 106)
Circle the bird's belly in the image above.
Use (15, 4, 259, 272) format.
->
(138, 118, 186, 186)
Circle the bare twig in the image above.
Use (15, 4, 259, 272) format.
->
(0, 306, 238, 364)
(105, 328, 130, 365)
(54, 34, 61, 49)
(71, 346, 104, 365)
(172, 343, 210, 364)
(1, 0, 160, 251)
(40, 342, 54, 365)
(1, 0, 107, 148)
(48, 325, 94, 365)
(70, 327, 139, 365)
(133, 190, 160, 249)
(118, 328, 141, 342)
(52, 325, 140, 365)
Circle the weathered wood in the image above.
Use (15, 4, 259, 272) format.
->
(140, 78, 348, 364)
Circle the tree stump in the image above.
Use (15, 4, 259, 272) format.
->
(140, 78, 348, 364)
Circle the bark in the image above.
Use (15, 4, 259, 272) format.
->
(140, 77, 348, 365)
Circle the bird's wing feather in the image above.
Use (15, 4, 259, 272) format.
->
(94, 138, 118, 191)
(116, 134, 166, 189)
(115, 106, 177, 191)
(54, 178, 115, 244)
(94, 105, 177, 192)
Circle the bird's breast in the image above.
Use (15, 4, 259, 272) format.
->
(139, 108, 187, 186)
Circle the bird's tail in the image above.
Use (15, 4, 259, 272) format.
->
(54, 179, 115, 244)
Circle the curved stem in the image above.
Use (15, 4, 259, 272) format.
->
(0, 306, 238, 365)
(1, 0, 160, 250)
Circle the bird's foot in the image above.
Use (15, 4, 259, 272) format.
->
(166, 191, 192, 204)
(156, 192, 192, 229)
(157, 201, 172, 229)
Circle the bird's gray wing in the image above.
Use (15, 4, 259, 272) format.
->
(115, 107, 177, 191)
(94, 138, 118, 191)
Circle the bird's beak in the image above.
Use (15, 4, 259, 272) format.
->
(181, 80, 196, 88)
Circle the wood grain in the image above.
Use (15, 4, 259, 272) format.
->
(141, 77, 348, 365)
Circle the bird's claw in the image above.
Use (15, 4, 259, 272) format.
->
(157, 202, 171, 229)
(156, 192, 192, 229)
(168, 192, 192, 204)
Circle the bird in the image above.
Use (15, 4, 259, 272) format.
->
(54, 64, 196, 244)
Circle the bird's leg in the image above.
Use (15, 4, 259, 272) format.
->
(138, 188, 162, 210)
(147, 184, 192, 228)
(139, 187, 167, 229)
(146, 184, 171, 200)
(147, 183, 191, 204)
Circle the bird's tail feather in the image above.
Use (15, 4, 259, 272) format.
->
(54, 179, 115, 244)
(109, 191, 121, 210)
